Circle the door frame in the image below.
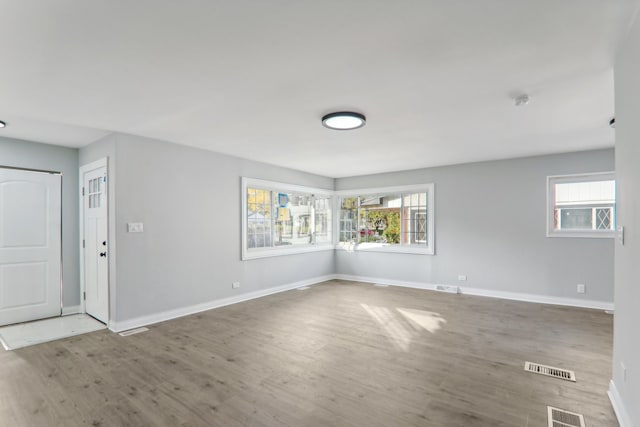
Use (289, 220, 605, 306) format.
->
(79, 158, 110, 325)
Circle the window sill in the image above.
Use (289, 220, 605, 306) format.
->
(546, 231, 615, 239)
(335, 243, 434, 255)
(242, 243, 334, 260)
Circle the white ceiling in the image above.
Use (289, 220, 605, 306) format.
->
(0, 1, 637, 177)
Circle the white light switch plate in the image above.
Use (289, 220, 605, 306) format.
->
(127, 222, 144, 233)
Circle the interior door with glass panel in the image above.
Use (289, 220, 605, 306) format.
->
(0, 167, 62, 326)
(81, 160, 109, 324)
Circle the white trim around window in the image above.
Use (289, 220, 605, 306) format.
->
(335, 183, 435, 255)
(241, 177, 335, 260)
(546, 172, 616, 238)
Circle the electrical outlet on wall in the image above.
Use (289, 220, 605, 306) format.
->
(457, 275, 467, 281)
(577, 284, 586, 294)
(232, 281, 240, 289)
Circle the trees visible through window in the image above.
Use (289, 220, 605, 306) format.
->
(338, 184, 434, 254)
(247, 188, 272, 248)
(243, 178, 333, 259)
(243, 180, 434, 258)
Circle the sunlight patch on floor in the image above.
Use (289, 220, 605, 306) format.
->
(396, 308, 446, 333)
(361, 304, 446, 352)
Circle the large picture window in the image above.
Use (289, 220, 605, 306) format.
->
(242, 178, 333, 259)
(337, 184, 435, 254)
(547, 172, 616, 238)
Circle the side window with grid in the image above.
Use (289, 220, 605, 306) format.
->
(402, 192, 427, 244)
(247, 188, 273, 249)
(339, 197, 358, 244)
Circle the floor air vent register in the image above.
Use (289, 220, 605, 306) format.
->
(118, 327, 149, 337)
(547, 406, 585, 427)
(524, 361, 576, 382)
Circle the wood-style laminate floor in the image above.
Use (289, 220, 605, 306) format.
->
(0, 280, 617, 426)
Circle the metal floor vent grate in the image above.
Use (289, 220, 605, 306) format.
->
(296, 286, 310, 291)
(435, 284, 459, 294)
(119, 327, 149, 337)
(525, 361, 576, 382)
(373, 284, 389, 287)
(547, 406, 585, 427)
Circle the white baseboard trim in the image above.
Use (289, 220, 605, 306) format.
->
(334, 274, 438, 291)
(62, 305, 82, 315)
(460, 286, 614, 311)
(109, 274, 614, 332)
(608, 380, 632, 427)
(108, 275, 335, 333)
(333, 274, 614, 311)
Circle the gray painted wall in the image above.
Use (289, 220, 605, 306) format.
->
(81, 133, 335, 325)
(3, 132, 616, 329)
(0, 136, 80, 308)
(612, 15, 640, 426)
(336, 149, 615, 304)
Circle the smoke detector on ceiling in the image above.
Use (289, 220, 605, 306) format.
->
(514, 94, 530, 107)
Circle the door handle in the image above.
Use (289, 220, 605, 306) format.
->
(102, 241, 107, 246)
(99, 252, 107, 257)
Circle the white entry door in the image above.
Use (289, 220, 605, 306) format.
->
(81, 159, 109, 324)
(0, 168, 62, 326)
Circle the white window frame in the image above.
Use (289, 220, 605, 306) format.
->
(242, 177, 334, 260)
(335, 183, 435, 255)
(546, 172, 616, 238)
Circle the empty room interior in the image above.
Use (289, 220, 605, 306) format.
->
(1, 2, 640, 426)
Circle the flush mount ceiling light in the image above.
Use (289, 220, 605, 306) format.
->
(322, 111, 366, 130)
(0, 120, 6, 128)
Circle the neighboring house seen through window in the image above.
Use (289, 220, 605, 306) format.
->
(242, 180, 435, 258)
(547, 172, 616, 238)
(242, 178, 333, 259)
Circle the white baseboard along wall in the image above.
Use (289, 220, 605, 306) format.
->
(608, 380, 631, 427)
(111, 274, 614, 333)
